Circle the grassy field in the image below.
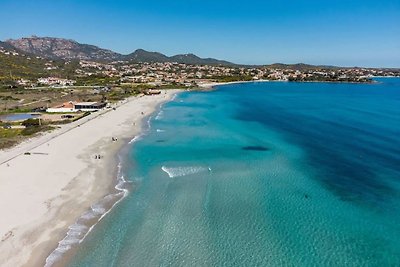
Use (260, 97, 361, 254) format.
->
(0, 127, 22, 149)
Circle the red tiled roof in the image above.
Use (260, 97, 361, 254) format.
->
(52, 101, 76, 109)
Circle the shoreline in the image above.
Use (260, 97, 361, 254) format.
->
(197, 79, 270, 90)
(197, 77, 388, 90)
(46, 93, 175, 267)
(0, 89, 180, 267)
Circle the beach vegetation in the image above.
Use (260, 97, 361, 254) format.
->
(0, 127, 22, 149)
(19, 118, 53, 136)
(20, 125, 53, 136)
(21, 118, 40, 127)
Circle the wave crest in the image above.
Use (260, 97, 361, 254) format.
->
(161, 166, 209, 178)
(45, 162, 130, 267)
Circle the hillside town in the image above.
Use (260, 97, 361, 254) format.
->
(1, 36, 399, 89)
(5, 59, 400, 89)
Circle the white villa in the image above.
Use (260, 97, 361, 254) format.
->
(46, 101, 107, 113)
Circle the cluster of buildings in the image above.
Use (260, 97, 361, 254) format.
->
(73, 60, 399, 86)
(6, 56, 400, 89)
(259, 68, 374, 82)
(37, 77, 76, 86)
(11, 61, 400, 89)
(76, 60, 117, 77)
(0, 48, 20, 56)
(110, 62, 265, 86)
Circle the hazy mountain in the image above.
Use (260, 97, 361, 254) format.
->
(3, 36, 368, 70)
(4, 36, 236, 66)
(126, 50, 236, 66)
(0, 41, 18, 52)
(5, 36, 122, 61)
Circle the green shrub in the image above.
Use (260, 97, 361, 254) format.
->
(22, 118, 40, 127)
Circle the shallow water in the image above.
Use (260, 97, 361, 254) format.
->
(68, 78, 400, 266)
(0, 113, 40, 121)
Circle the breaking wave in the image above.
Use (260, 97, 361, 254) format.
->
(155, 110, 164, 120)
(44, 161, 130, 267)
(161, 166, 210, 178)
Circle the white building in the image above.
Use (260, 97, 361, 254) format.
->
(46, 101, 106, 113)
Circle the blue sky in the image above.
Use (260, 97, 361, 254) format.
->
(1, 0, 399, 67)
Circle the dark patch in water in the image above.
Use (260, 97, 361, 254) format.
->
(231, 82, 400, 211)
(156, 140, 166, 143)
(242, 146, 269, 151)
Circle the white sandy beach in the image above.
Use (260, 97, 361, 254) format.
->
(0, 90, 179, 267)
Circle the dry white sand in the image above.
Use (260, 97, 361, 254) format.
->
(0, 90, 180, 267)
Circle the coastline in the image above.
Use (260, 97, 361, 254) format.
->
(0, 89, 180, 267)
(197, 79, 270, 90)
(197, 76, 386, 90)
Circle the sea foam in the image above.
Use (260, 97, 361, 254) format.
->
(44, 161, 131, 267)
(155, 110, 164, 120)
(161, 166, 209, 178)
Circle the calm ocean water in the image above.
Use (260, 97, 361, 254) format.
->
(68, 78, 400, 266)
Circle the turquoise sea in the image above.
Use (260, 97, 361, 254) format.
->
(68, 78, 400, 266)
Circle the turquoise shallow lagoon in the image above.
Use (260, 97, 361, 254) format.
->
(69, 78, 400, 266)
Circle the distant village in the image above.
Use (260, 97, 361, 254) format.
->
(4, 54, 398, 89)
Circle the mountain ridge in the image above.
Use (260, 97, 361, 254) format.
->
(4, 36, 237, 66)
(6, 36, 121, 62)
(3, 36, 396, 69)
